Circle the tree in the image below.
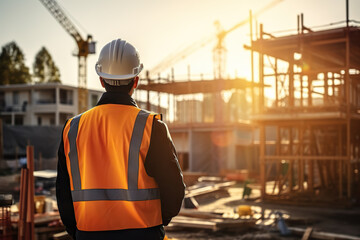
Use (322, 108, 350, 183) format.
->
(33, 47, 61, 83)
(0, 41, 31, 85)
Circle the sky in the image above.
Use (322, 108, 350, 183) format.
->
(0, 0, 359, 91)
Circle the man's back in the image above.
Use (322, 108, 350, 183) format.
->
(63, 104, 162, 231)
(57, 92, 185, 239)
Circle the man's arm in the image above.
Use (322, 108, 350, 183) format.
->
(56, 121, 77, 238)
(145, 119, 185, 226)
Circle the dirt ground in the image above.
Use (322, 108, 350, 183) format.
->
(1, 173, 359, 239)
(165, 187, 360, 240)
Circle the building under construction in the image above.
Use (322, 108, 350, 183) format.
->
(136, 15, 360, 205)
(247, 15, 360, 204)
(137, 76, 259, 174)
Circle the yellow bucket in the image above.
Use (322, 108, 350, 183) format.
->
(237, 205, 252, 216)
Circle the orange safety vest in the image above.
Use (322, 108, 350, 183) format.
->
(62, 104, 162, 231)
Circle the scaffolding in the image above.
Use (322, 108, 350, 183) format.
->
(136, 75, 261, 173)
(137, 75, 260, 125)
(248, 17, 360, 204)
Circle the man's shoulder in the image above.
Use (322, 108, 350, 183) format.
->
(152, 118, 173, 141)
(153, 118, 168, 130)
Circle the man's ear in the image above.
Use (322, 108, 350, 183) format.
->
(100, 77, 105, 88)
(133, 76, 139, 89)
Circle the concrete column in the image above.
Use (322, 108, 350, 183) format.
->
(74, 89, 79, 115)
(55, 86, 60, 104)
(55, 86, 60, 126)
(11, 113, 15, 125)
(55, 112, 59, 126)
(30, 89, 35, 106)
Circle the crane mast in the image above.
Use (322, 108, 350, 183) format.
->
(38, 0, 96, 113)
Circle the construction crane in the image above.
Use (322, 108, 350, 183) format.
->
(213, 0, 283, 79)
(38, 0, 96, 113)
(150, 0, 283, 79)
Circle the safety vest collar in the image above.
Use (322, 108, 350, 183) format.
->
(96, 92, 138, 107)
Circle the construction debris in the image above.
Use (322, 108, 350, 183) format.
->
(185, 181, 236, 198)
(18, 146, 35, 240)
(0, 194, 13, 239)
(168, 215, 256, 232)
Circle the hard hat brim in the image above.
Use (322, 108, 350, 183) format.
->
(95, 63, 143, 80)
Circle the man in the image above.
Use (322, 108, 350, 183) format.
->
(56, 39, 185, 240)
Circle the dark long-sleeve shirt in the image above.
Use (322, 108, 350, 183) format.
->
(56, 92, 185, 240)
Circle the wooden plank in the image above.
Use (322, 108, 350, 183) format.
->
(250, 10, 255, 115)
(18, 168, 28, 240)
(339, 128, 343, 198)
(264, 155, 348, 161)
(308, 159, 314, 193)
(316, 160, 325, 188)
(178, 209, 224, 220)
(301, 227, 313, 240)
(170, 216, 217, 231)
(260, 125, 266, 199)
(265, 162, 274, 191)
(310, 37, 346, 46)
(275, 58, 278, 108)
(253, 114, 348, 125)
(299, 126, 304, 192)
(185, 181, 236, 198)
(272, 163, 281, 195)
(252, 119, 347, 127)
(137, 78, 265, 95)
(289, 127, 293, 193)
(34, 213, 61, 225)
(272, 126, 281, 195)
(26, 146, 35, 240)
(347, 161, 351, 198)
(345, 27, 352, 200)
(259, 24, 265, 112)
(53, 231, 71, 240)
(170, 216, 255, 232)
(289, 227, 360, 240)
(277, 166, 290, 196)
(289, 61, 294, 107)
(329, 160, 336, 187)
(308, 75, 313, 107)
(308, 127, 314, 193)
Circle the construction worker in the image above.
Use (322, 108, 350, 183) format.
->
(56, 39, 185, 240)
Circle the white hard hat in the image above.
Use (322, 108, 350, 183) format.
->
(95, 39, 143, 83)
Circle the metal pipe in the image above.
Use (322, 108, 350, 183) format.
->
(146, 70, 150, 111)
(346, 0, 349, 27)
(297, 14, 300, 34)
(250, 10, 255, 114)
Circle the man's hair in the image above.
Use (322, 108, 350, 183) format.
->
(102, 78, 135, 93)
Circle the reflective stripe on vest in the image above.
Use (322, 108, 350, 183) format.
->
(67, 110, 160, 202)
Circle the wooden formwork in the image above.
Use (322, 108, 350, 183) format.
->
(259, 120, 360, 204)
(249, 19, 360, 204)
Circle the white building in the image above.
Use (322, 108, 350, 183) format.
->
(0, 83, 103, 126)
